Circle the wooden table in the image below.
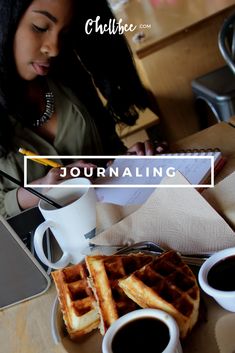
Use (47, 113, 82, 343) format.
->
(0, 285, 63, 353)
(2, 121, 235, 353)
(113, 0, 235, 141)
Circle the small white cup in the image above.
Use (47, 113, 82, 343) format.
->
(102, 308, 182, 353)
(34, 178, 97, 269)
(198, 247, 235, 312)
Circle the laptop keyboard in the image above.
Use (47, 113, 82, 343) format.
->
(6, 208, 52, 274)
(20, 231, 51, 274)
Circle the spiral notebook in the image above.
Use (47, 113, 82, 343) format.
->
(95, 149, 225, 205)
(162, 149, 225, 185)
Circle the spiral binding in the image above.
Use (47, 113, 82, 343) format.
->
(174, 148, 220, 153)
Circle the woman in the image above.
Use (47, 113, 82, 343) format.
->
(0, 0, 156, 217)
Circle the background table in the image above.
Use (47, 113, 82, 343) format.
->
(113, 0, 235, 141)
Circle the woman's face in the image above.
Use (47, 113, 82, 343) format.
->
(13, 0, 74, 80)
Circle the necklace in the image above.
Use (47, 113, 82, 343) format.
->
(32, 90, 55, 127)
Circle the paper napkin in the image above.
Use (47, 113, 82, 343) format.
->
(203, 172, 235, 230)
(92, 172, 235, 254)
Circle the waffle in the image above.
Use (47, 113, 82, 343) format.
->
(118, 250, 200, 338)
(52, 263, 100, 340)
(85, 253, 153, 334)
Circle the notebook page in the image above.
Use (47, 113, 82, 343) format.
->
(95, 152, 222, 206)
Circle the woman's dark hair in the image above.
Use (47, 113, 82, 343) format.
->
(0, 0, 150, 156)
(0, 0, 33, 156)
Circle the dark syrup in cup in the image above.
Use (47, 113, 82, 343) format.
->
(207, 255, 235, 291)
(111, 317, 170, 353)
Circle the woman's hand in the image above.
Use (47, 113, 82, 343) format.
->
(42, 160, 97, 184)
(17, 160, 97, 210)
(126, 140, 168, 155)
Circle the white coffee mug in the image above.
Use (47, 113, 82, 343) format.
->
(34, 178, 97, 269)
(102, 308, 182, 353)
(198, 247, 235, 312)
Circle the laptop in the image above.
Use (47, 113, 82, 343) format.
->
(7, 207, 53, 274)
(0, 210, 51, 309)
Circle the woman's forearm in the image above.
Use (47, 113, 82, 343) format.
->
(16, 176, 47, 210)
(17, 186, 41, 210)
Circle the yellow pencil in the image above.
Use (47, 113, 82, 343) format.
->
(19, 148, 62, 168)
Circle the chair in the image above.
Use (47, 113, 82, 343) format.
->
(191, 11, 235, 127)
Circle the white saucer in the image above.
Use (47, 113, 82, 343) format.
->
(51, 297, 103, 353)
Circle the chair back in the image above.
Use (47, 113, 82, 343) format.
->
(218, 11, 235, 74)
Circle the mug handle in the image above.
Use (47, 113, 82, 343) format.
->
(34, 220, 70, 269)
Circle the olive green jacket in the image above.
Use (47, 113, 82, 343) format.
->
(0, 80, 124, 217)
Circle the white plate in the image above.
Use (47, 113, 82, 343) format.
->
(51, 297, 103, 353)
(51, 294, 234, 353)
